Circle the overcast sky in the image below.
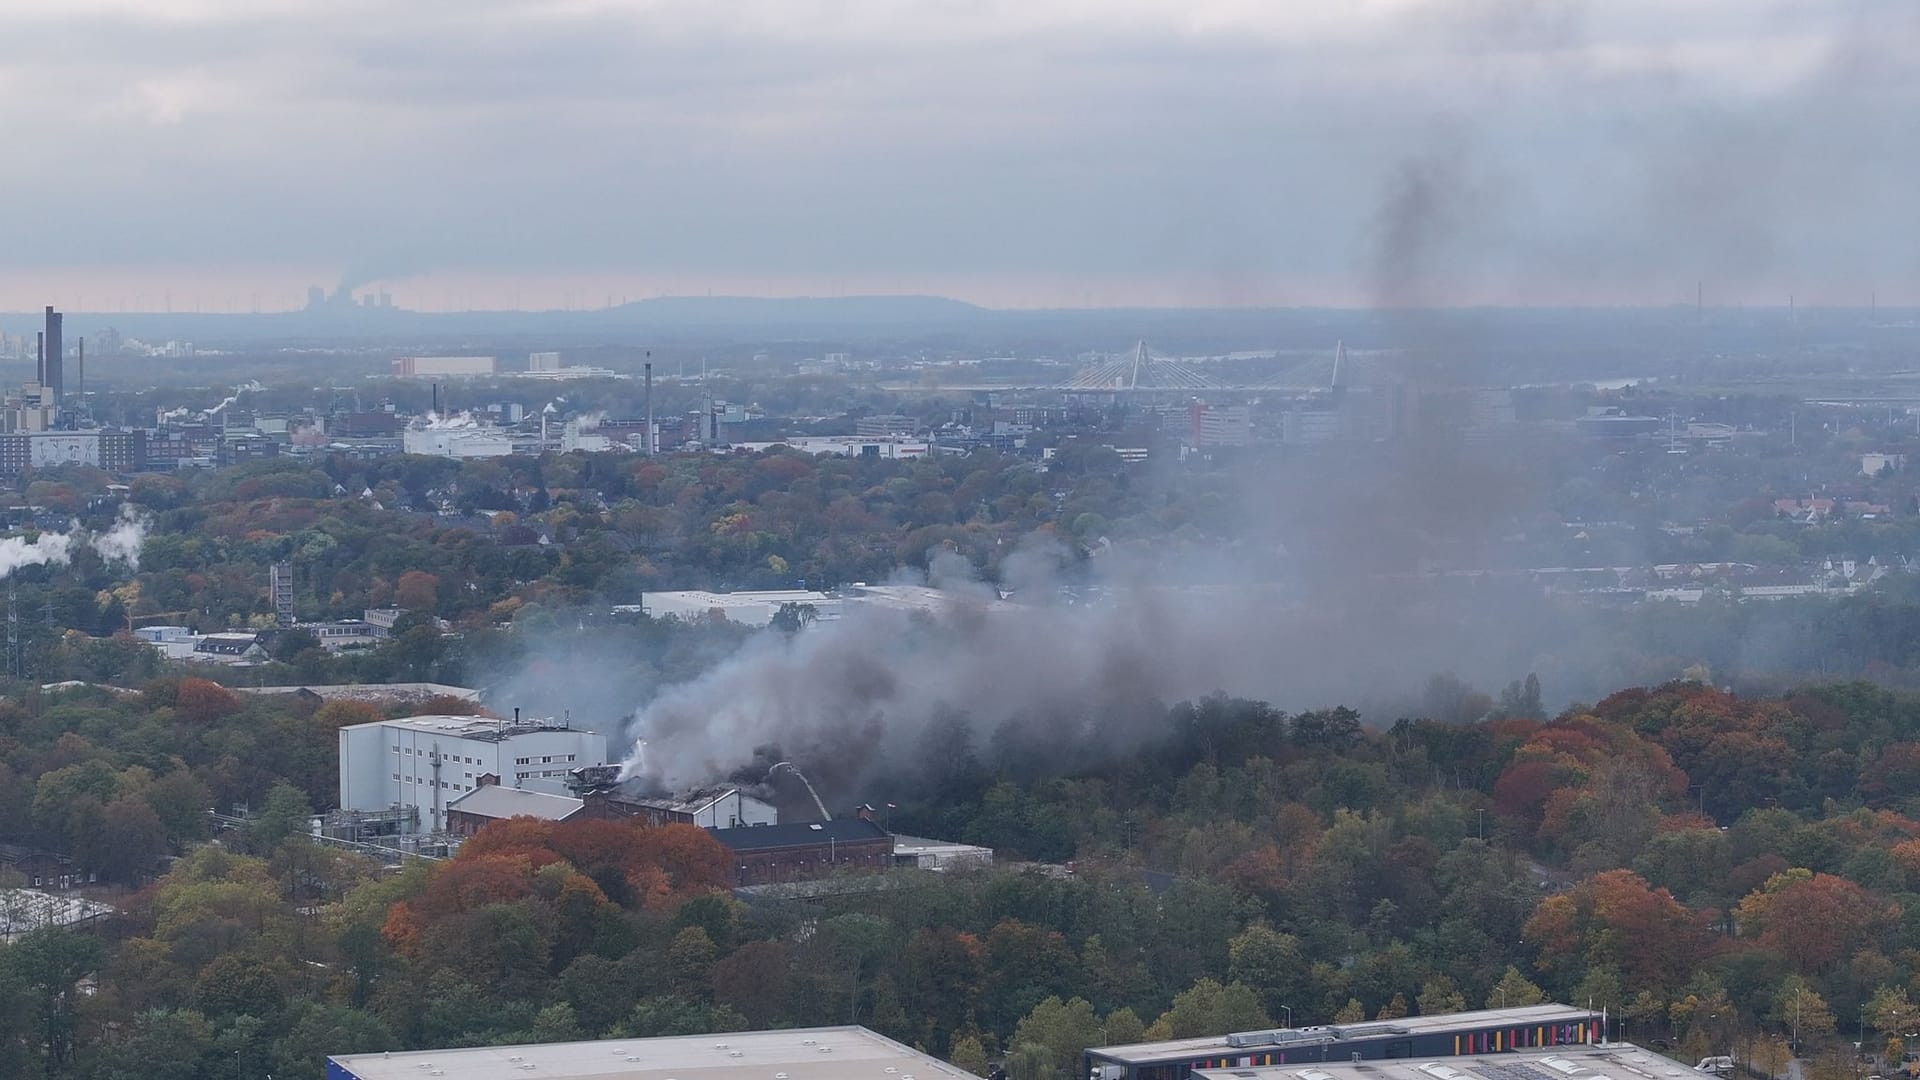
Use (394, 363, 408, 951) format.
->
(0, 0, 1914, 311)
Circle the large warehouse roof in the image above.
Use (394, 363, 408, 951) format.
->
(1193, 1043, 1692, 1080)
(327, 1026, 975, 1080)
(1092, 1005, 1597, 1065)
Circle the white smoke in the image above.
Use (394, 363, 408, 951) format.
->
(419, 410, 480, 430)
(90, 505, 150, 569)
(0, 504, 150, 580)
(0, 531, 76, 579)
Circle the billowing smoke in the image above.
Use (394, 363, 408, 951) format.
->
(90, 505, 150, 569)
(419, 411, 480, 429)
(0, 531, 76, 579)
(0, 504, 151, 579)
(612, 523, 1578, 802)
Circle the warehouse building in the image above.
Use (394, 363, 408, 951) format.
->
(710, 817, 893, 886)
(338, 714, 608, 834)
(326, 1024, 978, 1080)
(1193, 1042, 1685, 1080)
(1086, 1005, 1601, 1080)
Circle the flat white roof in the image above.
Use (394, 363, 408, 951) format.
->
(1194, 1043, 1688, 1080)
(448, 786, 583, 821)
(646, 589, 835, 608)
(344, 715, 601, 738)
(0, 889, 115, 937)
(328, 1025, 975, 1080)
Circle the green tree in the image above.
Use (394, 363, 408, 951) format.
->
(1418, 976, 1469, 1016)
(1776, 978, 1836, 1046)
(666, 926, 718, 1000)
(1486, 966, 1547, 1009)
(0, 928, 104, 1074)
(1148, 979, 1271, 1040)
(97, 794, 169, 883)
(612, 995, 746, 1038)
(949, 1034, 990, 1075)
(244, 781, 313, 856)
(1009, 996, 1103, 1079)
(1227, 925, 1307, 1018)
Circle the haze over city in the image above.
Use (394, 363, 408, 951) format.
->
(3, 0, 1916, 312)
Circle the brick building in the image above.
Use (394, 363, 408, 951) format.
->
(709, 818, 893, 886)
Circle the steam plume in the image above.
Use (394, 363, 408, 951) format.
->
(91, 505, 150, 569)
(0, 532, 75, 579)
(0, 504, 150, 580)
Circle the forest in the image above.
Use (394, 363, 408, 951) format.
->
(8, 678, 1920, 1077)
(7, 448, 1920, 1076)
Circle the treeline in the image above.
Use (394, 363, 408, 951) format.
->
(11, 682, 1920, 1077)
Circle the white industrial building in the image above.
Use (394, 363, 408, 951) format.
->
(729, 436, 929, 458)
(391, 355, 496, 377)
(401, 426, 516, 458)
(636, 583, 1019, 628)
(338, 714, 609, 834)
(640, 589, 844, 626)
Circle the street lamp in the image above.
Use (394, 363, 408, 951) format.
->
(1280, 1006, 1295, 1028)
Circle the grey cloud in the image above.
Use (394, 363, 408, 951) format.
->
(0, 0, 1914, 303)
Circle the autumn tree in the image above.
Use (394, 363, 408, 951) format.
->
(1735, 870, 1899, 974)
(174, 677, 242, 725)
(395, 570, 441, 612)
(1525, 869, 1715, 997)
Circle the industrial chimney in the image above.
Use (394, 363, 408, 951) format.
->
(43, 306, 63, 408)
(644, 360, 654, 456)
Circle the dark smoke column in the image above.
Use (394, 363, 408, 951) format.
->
(42, 306, 62, 408)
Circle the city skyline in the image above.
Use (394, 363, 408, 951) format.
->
(2, 0, 1915, 311)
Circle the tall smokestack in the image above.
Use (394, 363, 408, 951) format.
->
(431, 382, 440, 416)
(35, 332, 43, 387)
(76, 338, 83, 410)
(644, 361, 654, 456)
(43, 307, 62, 408)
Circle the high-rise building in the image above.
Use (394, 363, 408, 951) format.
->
(41, 307, 62, 409)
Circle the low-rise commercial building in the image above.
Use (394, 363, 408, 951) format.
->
(1087, 1005, 1602, 1080)
(1194, 1042, 1679, 1080)
(445, 784, 584, 838)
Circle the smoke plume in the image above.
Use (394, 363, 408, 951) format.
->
(91, 505, 151, 569)
(0, 531, 76, 580)
(0, 504, 150, 579)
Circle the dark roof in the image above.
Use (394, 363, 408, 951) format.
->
(708, 819, 889, 852)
